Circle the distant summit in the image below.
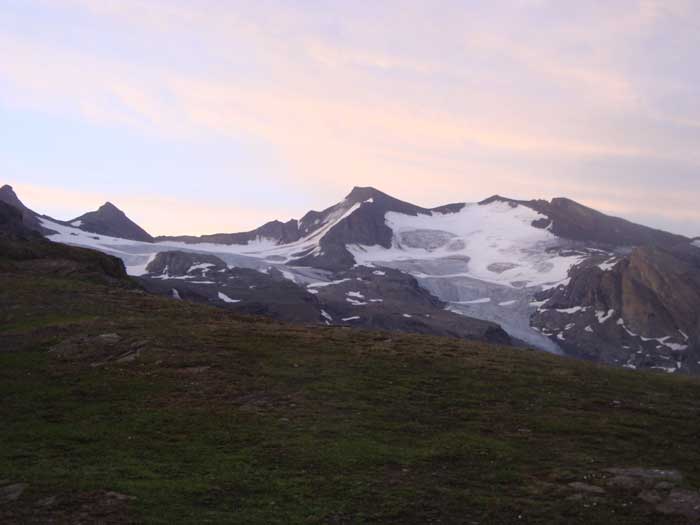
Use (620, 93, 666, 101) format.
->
(0, 184, 153, 242)
(68, 201, 154, 242)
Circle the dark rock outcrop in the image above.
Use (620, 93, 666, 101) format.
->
(70, 202, 153, 242)
(0, 185, 56, 235)
(0, 200, 41, 240)
(303, 265, 511, 345)
(138, 251, 322, 323)
(137, 251, 511, 345)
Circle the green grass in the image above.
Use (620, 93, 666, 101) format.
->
(1, 271, 699, 523)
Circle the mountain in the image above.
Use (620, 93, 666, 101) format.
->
(480, 195, 688, 248)
(5, 183, 699, 374)
(68, 202, 154, 242)
(0, 184, 153, 242)
(155, 186, 432, 268)
(156, 186, 468, 271)
(0, 185, 56, 235)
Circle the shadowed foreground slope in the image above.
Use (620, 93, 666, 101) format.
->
(1, 259, 700, 523)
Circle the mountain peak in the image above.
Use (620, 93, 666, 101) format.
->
(344, 186, 387, 203)
(97, 201, 124, 214)
(479, 195, 520, 206)
(0, 184, 38, 217)
(72, 202, 153, 243)
(0, 184, 22, 207)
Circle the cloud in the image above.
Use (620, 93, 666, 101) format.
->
(1, 1, 699, 236)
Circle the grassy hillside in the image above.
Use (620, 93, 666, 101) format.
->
(1, 267, 700, 523)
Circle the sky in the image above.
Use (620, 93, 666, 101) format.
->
(1, 0, 699, 236)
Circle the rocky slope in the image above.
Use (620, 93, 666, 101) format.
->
(136, 250, 510, 344)
(137, 251, 321, 324)
(531, 246, 700, 373)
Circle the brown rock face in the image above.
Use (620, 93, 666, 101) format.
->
(531, 245, 700, 373)
(622, 247, 700, 337)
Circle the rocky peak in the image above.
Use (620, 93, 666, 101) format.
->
(94, 202, 128, 218)
(0, 185, 28, 212)
(478, 195, 519, 206)
(344, 186, 387, 204)
(71, 202, 154, 243)
(100, 201, 120, 211)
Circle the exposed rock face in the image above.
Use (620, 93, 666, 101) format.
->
(306, 265, 511, 345)
(531, 246, 700, 373)
(137, 251, 511, 344)
(0, 185, 55, 235)
(0, 201, 40, 240)
(138, 251, 322, 324)
(69, 202, 154, 242)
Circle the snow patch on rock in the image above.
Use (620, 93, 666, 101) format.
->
(218, 292, 240, 303)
